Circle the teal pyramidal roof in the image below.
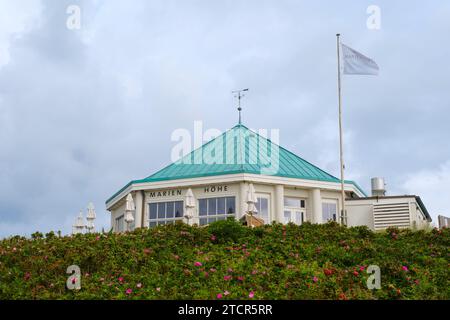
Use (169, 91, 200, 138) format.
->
(107, 124, 366, 203)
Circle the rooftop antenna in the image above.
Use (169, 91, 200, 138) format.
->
(232, 88, 249, 124)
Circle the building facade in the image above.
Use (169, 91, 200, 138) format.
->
(346, 196, 431, 231)
(106, 124, 366, 232)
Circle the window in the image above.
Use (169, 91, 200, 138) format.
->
(129, 212, 135, 231)
(115, 215, 124, 232)
(283, 197, 306, 225)
(284, 197, 305, 208)
(284, 210, 304, 225)
(255, 196, 269, 224)
(322, 202, 337, 222)
(198, 196, 235, 225)
(148, 201, 184, 227)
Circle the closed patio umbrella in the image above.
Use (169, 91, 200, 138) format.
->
(124, 193, 135, 231)
(86, 202, 96, 233)
(184, 188, 196, 224)
(246, 183, 258, 216)
(74, 211, 85, 234)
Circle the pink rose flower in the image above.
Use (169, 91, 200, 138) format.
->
(224, 290, 230, 296)
(249, 291, 255, 298)
(156, 287, 161, 292)
(136, 283, 142, 288)
(217, 293, 223, 299)
(224, 275, 232, 281)
(126, 288, 132, 295)
(194, 261, 202, 267)
(312, 276, 318, 283)
(402, 266, 409, 272)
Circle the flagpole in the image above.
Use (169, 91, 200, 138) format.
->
(336, 33, 346, 225)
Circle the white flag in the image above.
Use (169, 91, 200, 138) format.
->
(341, 43, 379, 75)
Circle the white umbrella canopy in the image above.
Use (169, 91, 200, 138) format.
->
(124, 193, 135, 226)
(76, 211, 85, 227)
(73, 211, 85, 234)
(246, 183, 258, 215)
(86, 202, 96, 232)
(86, 202, 96, 220)
(125, 193, 135, 212)
(185, 188, 196, 208)
(184, 188, 196, 223)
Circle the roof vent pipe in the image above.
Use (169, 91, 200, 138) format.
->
(371, 177, 386, 197)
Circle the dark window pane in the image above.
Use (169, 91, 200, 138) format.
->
(199, 199, 207, 216)
(301, 200, 305, 208)
(149, 221, 157, 228)
(158, 203, 166, 219)
(217, 197, 225, 215)
(208, 198, 217, 215)
(226, 197, 236, 214)
(166, 202, 174, 218)
(159, 221, 166, 225)
(175, 201, 183, 218)
(217, 216, 225, 221)
(199, 218, 208, 225)
(149, 203, 157, 220)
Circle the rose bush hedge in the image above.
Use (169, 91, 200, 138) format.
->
(0, 220, 448, 300)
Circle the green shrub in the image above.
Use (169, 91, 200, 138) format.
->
(207, 218, 247, 243)
(0, 223, 448, 300)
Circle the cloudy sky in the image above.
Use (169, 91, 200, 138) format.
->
(1, 0, 449, 238)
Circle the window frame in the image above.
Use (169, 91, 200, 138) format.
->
(147, 200, 184, 227)
(283, 197, 307, 224)
(115, 214, 125, 232)
(255, 194, 271, 224)
(198, 196, 236, 226)
(322, 199, 338, 222)
(284, 197, 306, 209)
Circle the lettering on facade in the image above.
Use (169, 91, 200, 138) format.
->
(204, 185, 228, 193)
(149, 190, 183, 198)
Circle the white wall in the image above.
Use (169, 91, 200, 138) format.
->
(346, 202, 374, 229)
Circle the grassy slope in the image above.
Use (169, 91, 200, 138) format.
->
(0, 221, 448, 300)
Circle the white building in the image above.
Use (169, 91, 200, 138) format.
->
(346, 195, 431, 231)
(106, 124, 431, 232)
